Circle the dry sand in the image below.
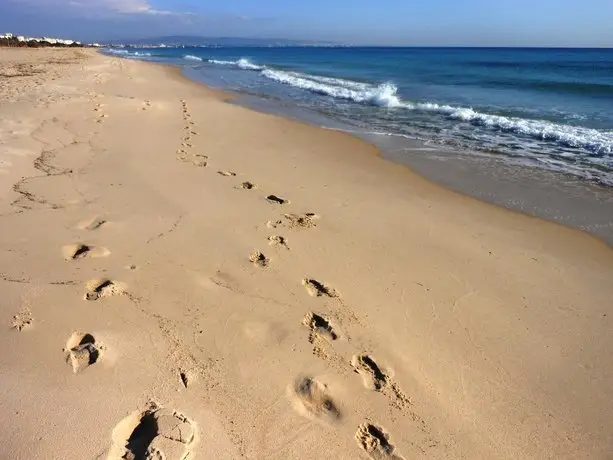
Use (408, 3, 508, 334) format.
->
(1, 48, 612, 459)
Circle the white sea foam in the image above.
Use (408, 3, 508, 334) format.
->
(237, 58, 264, 70)
(405, 102, 613, 155)
(104, 49, 151, 58)
(105, 49, 129, 55)
(261, 69, 402, 107)
(208, 59, 236, 66)
(208, 58, 264, 70)
(183, 54, 203, 61)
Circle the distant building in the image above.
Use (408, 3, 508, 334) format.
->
(0, 32, 85, 48)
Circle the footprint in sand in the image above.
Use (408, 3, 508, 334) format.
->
(77, 217, 107, 231)
(266, 194, 289, 205)
(284, 213, 319, 229)
(217, 170, 236, 177)
(108, 403, 197, 460)
(190, 154, 206, 166)
(62, 243, 110, 261)
(302, 312, 340, 358)
(289, 376, 341, 422)
(355, 423, 405, 460)
(238, 181, 257, 190)
(249, 250, 270, 268)
(178, 153, 208, 168)
(302, 279, 339, 298)
(84, 279, 126, 301)
(190, 154, 208, 168)
(351, 354, 388, 391)
(302, 312, 339, 343)
(351, 354, 411, 410)
(267, 213, 319, 230)
(11, 307, 33, 331)
(64, 332, 101, 374)
(268, 235, 289, 249)
(266, 219, 283, 229)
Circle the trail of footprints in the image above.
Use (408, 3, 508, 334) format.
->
(6, 94, 410, 458)
(177, 99, 207, 167)
(207, 132, 412, 458)
(8, 93, 203, 456)
(93, 102, 108, 123)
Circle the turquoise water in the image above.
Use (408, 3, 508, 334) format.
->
(105, 46, 613, 186)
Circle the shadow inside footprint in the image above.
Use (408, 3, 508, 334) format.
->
(249, 251, 270, 268)
(303, 278, 339, 298)
(126, 412, 158, 459)
(266, 194, 289, 204)
(63, 243, 110, 261)
(85, 279, 125, 301)
(77, 217, 107, 231)
(268, 235, 289, 249)
(352, 354, 388, 391)
(302, 312, 339, 342)
(64, 332, 100, 374)
(72, 244, 90, 259)
(240, 181, 257, 190)
(355, 423, 405, 459)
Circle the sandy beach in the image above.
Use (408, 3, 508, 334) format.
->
(1, 48, 612, 459)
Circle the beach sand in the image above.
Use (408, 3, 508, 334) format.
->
(1, 48, 612, 459)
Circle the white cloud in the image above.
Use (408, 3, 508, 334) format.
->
(12, 0, 187, 16)
(96, 0, 177, 15)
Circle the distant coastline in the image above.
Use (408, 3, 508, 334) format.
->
(0, 32, 92, 48)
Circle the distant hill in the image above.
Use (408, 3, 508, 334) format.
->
(108, 35, 339, 47)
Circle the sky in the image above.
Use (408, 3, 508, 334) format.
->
(1, 0, 613, 46)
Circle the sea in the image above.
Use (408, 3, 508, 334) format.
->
(103, 46, 613, 242)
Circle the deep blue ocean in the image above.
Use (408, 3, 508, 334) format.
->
(105, 46, 613, 186)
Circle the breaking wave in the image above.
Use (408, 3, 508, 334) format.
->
(104, 49, 151, 58)
(183, 54, 203, 61)
(208, 58, 264, 70)
(204, 57, 613, 155)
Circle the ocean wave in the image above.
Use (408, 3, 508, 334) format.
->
(208, 58, 264, 70)
(183, 54, 203, 61)
(258, 68, 613, 155)
(261, 69, 402, 107)
(104, 49, 151, 57)
(105, 49, 129, 55)
(407, 103, 613, 155)
(203, 56, 613, 157)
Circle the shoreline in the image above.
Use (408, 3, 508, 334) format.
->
(182, 67, 613, 247)
(2, 47, 613, 459)
(179, 66, 613, 246)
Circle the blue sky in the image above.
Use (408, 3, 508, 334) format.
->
(1, 0, 612, 46)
